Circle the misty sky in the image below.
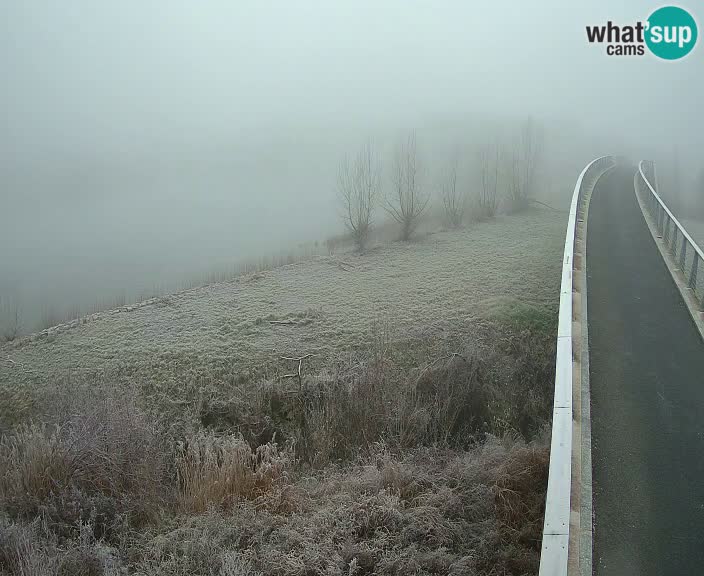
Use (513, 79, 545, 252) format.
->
(2, 0, 701, 162)
(1, 1, 702, 329)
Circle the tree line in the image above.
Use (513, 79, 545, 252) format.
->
(338, 120, 543, 251)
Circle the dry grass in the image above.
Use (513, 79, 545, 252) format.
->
(175, 431, 292, 513)
(0, 301, 554, 575)
(0, 189, 570, 576)
(198, 308, 555, 469)
(130, 438, 547, 576)
(0, 388, 167, 541)
(0, 209, 563, 410)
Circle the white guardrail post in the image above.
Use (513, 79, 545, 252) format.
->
(538, 156, 615, 576)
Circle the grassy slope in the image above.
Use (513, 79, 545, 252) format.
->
(1, 208, 563, 394)
(0, 208, 565, 576)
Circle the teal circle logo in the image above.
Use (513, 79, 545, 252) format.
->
(645, 6, 698, 60)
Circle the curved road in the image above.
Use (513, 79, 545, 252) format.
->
(587, 166, 704, 575)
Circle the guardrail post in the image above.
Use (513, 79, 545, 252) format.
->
(664, 217, 670, 246)
(680, 235, 687, 271)
(638, 159, 704, 323)
(657, 205, 664, 235)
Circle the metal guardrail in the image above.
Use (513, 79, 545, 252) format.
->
(539, 155, 615, 576)
(636, 160, 704, 307)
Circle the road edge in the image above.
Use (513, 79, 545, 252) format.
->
(540, 156, 616, 576)
(568, 163, 615, 576)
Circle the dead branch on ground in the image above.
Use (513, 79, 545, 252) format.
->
(281, 354, 313, 387)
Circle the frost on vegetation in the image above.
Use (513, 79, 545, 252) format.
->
(0, 209, 562, 575)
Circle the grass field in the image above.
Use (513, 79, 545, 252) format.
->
(1, 209, 562, 399)
(0, 207, 565, 575)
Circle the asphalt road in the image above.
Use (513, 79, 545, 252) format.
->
(587, 166, 704, 575)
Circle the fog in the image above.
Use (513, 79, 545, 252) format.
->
(1, 0, 702, 334)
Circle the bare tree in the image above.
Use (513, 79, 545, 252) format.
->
(441, 155, 464, 228)
(0, 296, 20, 342)
(385, 133, 429, 240)
(507, 145, 525, 210)
(694, 167, 704, 219)
(478, 143, 499, 219)
(507, 118, 542, 212)
(338, 142, 381, 251)
(668, 145, 683, 216)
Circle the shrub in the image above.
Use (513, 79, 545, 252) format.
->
(0, 518, 60, 576)
(0, 382, 36, 435)
(0, 424, 72, 517)
(0, 519, 120, 576)
(0, 389, 167, 537)
(132, 439, 548, 576)
(201, 315, 554, 467)
(0, 302, 556, 575)
(175, 430, 292, 513)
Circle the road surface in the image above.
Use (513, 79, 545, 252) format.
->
(587, 165, 704, 575)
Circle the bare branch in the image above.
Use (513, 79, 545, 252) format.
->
(384, 132, 429, 240)
(280, 354, 313, 388)
(441, 153, 464, 228)
(477, 142, 499, 219)
(0, 296, 20, 342)
(337, 141, 380, 251)
(506, 118, 543, 212)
